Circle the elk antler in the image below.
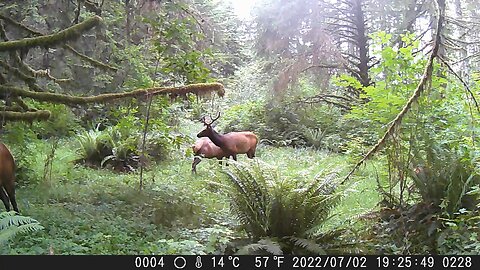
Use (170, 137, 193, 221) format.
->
(200, 112, 221, 126)
(210, 112, 221, 124)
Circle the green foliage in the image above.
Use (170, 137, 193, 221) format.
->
(149, 226, 237, 255)
(74, 123, 141, 172)
(301, 127, 327, 149)
(74, 98, 188, 171)
(410, 149, 479, 215)
(346, 31, 425, 138)
(0, 212, 43, 249)
(146, 2, 214, 84)
(114, 44, 155, 89)
(342, 31, 480, 213)
(338, 31, 480, 254)
(220, 96, 346, 151)
(437, 209, 480, 254)
(220, 100, 266, 134)
(220, 159, 344, 254)
(31, 104, 81, 138)
(6, 147, 230, 254)
(236, 238, 283, 255)
(4, 137, 382, 255)
(1, 124, 45, 185)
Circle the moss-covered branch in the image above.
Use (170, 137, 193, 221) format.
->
(0, 110, 51, 121)
(0, 14, 44, 36)
(0, 105, 24, 112)
(0, 14, 116, 71)
(12, 96, 30, 111)
(64, 44, 118, 71)
(0, 16, 102, 52)
(0, 60, 43, 91)
(0, 20, 8, 40)
(0, 82, 224, 105)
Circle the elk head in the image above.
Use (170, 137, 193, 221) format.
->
(197, 112, 221, 138)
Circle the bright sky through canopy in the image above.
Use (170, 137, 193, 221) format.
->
(230, 0, 256, 19)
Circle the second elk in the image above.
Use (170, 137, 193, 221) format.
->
(196, 112, 258, 162)
(191, 137, 228, 174)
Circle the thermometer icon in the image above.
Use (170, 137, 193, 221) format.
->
(195, 256, 202, 268)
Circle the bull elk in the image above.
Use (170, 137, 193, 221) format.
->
(197, 112, 258, 161)
(0, 142, 19, 213)
(191, 137, 228, 174)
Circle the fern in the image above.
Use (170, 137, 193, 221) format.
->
(76, 127, 105, 162)
(0, 212, 44, 244)
(302, 127, 327, 148)
(222, 159, 345, 254)
(289, 237, 326, 255)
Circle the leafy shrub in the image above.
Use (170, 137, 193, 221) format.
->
(220, 96, 347, 151)
(436, 208, 480, 254)
(1, 124, 45, 185)
(74, 104, 183, 171)
(32, 104, 81, 138)
(220, 101, 266, 134)
(99, 126, 139, 172)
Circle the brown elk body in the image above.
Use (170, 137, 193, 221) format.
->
(191, 137, 228, 173)
(197, 113, 258, 161)
(0, 142, 18, 212)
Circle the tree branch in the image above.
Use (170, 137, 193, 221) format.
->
(300, 64, 343, 73)
(437, 56, 479, 112)
(64, 44, 118, 71)
(0, 14, 117, 71)
(341, 0, 445, 184)
(0, 13, 44, 36)
(0, 82, 224, 106)
(0, 15, 102, 52)
(0, 60, 43, 91)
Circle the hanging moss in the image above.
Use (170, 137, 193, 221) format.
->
(0, 16, 102, 52)
(0, 82, 224, 105)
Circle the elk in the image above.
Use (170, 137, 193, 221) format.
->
(191, 137, 228, 174)
(197, 112, 258, 161)
(0, 142, 19, 213)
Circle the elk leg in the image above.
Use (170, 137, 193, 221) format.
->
(232, 154, 237, 161)
(192, 156, 202, 174)
(0, 187, 11, 211)
(3, 181, 18, 213)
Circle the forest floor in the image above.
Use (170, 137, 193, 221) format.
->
(5, 140, 382, 254)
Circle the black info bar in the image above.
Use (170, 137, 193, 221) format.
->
(0, 255, 477, 270)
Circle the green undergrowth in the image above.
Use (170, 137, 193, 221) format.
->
(4, 139, 381, 254)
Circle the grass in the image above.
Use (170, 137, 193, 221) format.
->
(3, 138, 382, 254)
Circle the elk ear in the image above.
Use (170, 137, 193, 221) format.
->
(200, 116, 208, 125)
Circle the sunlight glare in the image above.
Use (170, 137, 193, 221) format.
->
(229, 0, 257, 19)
